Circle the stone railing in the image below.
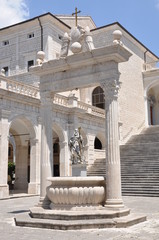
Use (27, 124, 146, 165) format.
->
(77, 101, 105, 118)
(53, 94, 69, 106)
(53, 94, 105, 118)
(0, 76, 105, 118)
(0, 76, 39, 98)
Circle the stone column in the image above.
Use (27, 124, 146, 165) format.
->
(100, 78, 124, 208)
(0, 110, 10, 199)
(59, 141, 69, 176)
(39, 92, 53, 206)
(28, 138, 40, 194)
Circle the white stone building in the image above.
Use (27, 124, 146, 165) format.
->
(0, 12, 158, 199)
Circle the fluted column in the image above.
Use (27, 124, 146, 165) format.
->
(101, 78, 124, 208)
(39, 92, 53, 206)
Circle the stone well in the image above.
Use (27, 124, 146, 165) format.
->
(46, 176, 105, 210)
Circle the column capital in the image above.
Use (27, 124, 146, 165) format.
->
(100, 79, 121, 101)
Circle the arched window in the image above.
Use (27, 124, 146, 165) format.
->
(94, 137, 102, 150)
(92, 86, 105, 109)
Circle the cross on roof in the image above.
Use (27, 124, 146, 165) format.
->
(72, 7, 81, 26)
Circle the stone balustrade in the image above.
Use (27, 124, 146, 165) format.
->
(0, 76, 39, 98)
(53, 94, 69, 106)
(0, 76, 105, 118)
(77, 101, 105, 118)
(46, 177, 105, 210)
(53, 94, 105, 118)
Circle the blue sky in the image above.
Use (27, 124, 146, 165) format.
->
(1, 0, 159, 56)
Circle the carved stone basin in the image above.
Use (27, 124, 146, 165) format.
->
(46, 177, 106, 210)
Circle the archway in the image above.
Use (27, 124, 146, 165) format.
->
(146, 82, 159, 125)
(53, 131, 60, 177)
(9, 116, 36, 193)
(94, 133, 105, 161)
(94, 137, 102, 149)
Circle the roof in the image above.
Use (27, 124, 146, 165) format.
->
(0, 12, 158, 60)
(0, 12, 71, 31)
(91, 22, 159, 60)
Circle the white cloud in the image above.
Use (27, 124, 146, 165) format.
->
(0, 0, 29, 28)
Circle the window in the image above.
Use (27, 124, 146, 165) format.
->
(2, 40, 9, 46)
(3, 66, 9, 76)
(27, 33, 34, 39)
(92, 86, 105, 109)
(27, 60, 34, 71)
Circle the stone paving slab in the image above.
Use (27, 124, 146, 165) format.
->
(0, 195, 159, 239)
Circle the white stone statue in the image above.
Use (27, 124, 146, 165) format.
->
(85, 26, 95, 51)
(60, 32, 70, 58)
(69, 128, 85, 164)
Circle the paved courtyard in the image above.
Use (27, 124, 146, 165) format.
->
(0, 195, 159, 240)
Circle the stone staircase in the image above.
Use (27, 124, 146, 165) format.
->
(87, 126, 159, 197)
(120, 126, 159, 197)
(87, 158, 106, 177)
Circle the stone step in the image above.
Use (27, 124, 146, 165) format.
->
(121, 126, 159, 196)
(88, 126, 159, 197)
(15, 209, 146, 230)
(122, 189, 159, 195)
(122, 179, 159, 181)
(122, 192, 159, 197)
(122, 184, 159, 188)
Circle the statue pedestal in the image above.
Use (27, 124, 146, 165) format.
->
(72, 163, 87, 177)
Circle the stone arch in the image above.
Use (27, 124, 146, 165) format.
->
(94, 137, 102, 150)
(95, 132, 105, 149)
(145, 81, 159, 125)
(94, 132, 105, 161)
(8, 115, 37, 193)
(9, 115, 36, 139)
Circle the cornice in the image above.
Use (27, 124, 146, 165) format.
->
(30, 44, 132, 76)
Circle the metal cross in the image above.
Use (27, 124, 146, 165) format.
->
(72, 7, 81, 26)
